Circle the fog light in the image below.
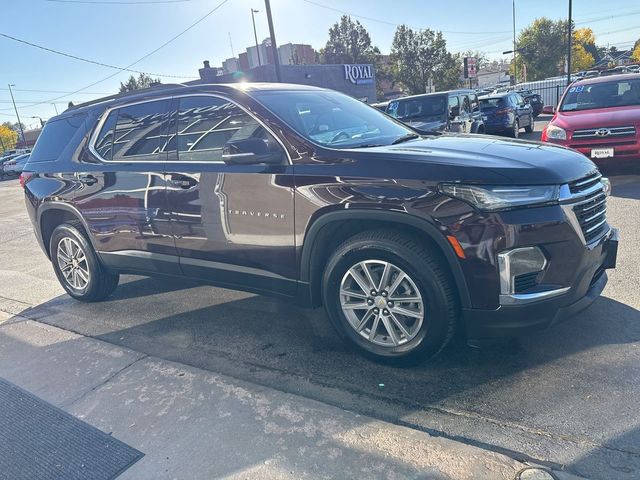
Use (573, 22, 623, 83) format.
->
(601, 177, 611, 197)
(497, 247, 547, 295)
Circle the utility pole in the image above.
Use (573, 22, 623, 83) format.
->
(264, 0, 282, 82)
(567, 0, 573, 85)
(228, 32, 235, 57)
(7, 84, 26, 147)
(51, 103, 59, 115)
(251, 8, 262, 67)
(512, 0, 517, 85)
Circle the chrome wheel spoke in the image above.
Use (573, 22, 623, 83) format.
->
(391, 305, 422, 319)
(387, 272, 406, 296)
(378, 262, 392, 291)
(389, 311, 412, 338)
(381, 315, 401, 346)
(389, 295, 421, 303)
(342, 302, 370, 310)
(359, 262, 377, 292)
(348, 268, 373, 295)
(356, 309, 375, 332)
(369, 314, 381, 341)
(340, 289, 368, 299)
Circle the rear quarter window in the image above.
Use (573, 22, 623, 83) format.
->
(28, 113, 88, 163)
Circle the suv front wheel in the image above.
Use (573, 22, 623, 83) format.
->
(322, 230, 459, 364)
(50, 223, 119, 302)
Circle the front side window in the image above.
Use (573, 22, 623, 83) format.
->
(560, 79, 640, 112)
(174, 96, 281, 162)
(470, 94, 480, 113)
(461, 96, 471, 114)
(109, 99, 171, 161)
(252, 90, 413, 149)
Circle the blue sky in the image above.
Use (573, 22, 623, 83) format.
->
(1, 0, 639, 125)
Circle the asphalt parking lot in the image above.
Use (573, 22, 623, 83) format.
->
(0, 127, 638, 479)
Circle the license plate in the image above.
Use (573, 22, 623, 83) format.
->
(591, 147, 614, 159)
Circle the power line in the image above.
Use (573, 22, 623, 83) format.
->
(301, 0, 511, 35)
(2, 0, 231, 112)
(0, 88, 112, 95)
(0, 32, 197, 79)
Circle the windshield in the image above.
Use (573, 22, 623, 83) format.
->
(387, 96, 446, 121)
(560, 78, 640, 111)
(251, 90, 413, 149)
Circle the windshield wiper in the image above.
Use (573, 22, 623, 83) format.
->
(391, 133, 420, 145)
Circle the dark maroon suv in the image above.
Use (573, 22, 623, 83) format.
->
(21, 83, 618, 362)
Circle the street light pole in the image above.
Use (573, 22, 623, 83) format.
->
(264, 0, 282, 82)
(512, 0, 517, 86)
(7, 84, 26, 147)
(251, 8, 262, 67)
(51, 103, 59, 115)
(567, 0, 573, 85)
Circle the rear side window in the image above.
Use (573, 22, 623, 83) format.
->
(93, 100, 171, 161)
(470, 94, 479, 113)
(29, 114, 87, 163)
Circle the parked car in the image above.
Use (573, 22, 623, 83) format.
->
(21, 83, 618, 363)
(386, 90, 485, 134)
(515, 90, 544, 117)
(479, 92, 534, 137)
(541, 73, 640, 164)
(1, 153, 30, 177)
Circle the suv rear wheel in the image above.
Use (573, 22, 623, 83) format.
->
(322, 230, 458, 364)
(50, 223, 119, 302)
(510, 119, 520, 138)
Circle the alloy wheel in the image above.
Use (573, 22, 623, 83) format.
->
(56, 237, 90, 290)
(339, 260, 425, 347)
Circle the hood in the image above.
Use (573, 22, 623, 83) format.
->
(342, 135, 597, 185)
(553, 106, 640, 131)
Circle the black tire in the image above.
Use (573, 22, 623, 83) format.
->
(50, 223, 119, 302)
(524, 115, 534, 133)
(510, 119, 520, 138)
(322, 230, 459, 364)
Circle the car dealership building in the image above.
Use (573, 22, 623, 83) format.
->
(196, 61, 378, 103)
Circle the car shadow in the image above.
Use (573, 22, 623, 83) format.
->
(609, 175, 640, 200)
(16, 275, 640, 478)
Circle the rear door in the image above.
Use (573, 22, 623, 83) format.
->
(512, 93, 531, 126)
(164, 94, 296, 295)
(77, 99, 179, 274)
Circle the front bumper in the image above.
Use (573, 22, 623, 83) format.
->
(463, 227, 618, 343)
(546, 137, 640, 161)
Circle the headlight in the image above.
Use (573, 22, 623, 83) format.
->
(545, 124, 567, 140)
(439, 184, 560, 211)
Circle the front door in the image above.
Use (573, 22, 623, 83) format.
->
(164, 95, 296, 295)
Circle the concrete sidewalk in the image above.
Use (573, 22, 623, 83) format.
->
(0, 312, 572, 480)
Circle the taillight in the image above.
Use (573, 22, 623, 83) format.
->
(19, 172, 34, 189)
(494, 108, 509, 115)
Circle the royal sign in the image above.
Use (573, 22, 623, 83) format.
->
(344, 64, 374, 85)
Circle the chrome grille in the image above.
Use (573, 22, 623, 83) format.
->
(568, 173, 608, 243)
(572, 125, 636, 139)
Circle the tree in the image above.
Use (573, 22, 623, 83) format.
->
(516, 18, 567, 81)
(632, 40, 640, 62)
(0, 124, 18, 153)
(118, 73, 161, 93)
(434, 52, 462, 91)
(390, 25, 453, 95)
(571, 28, 596, 71)
(320, 15, 379, 64)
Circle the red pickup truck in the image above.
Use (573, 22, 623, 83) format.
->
(541, 73, 640, 164)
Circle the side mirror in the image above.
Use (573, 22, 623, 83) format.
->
(524, 98, 530, 104)
(222, 138, 284, 165)
(542, 105, 555, 115)
(449, 106, 460, 120)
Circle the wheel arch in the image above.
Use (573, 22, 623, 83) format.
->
(300, 210, 471, 309)
(38, 202, 95, 259)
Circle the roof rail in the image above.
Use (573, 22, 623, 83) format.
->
(66, 82, 189, 112)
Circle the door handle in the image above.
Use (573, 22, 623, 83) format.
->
(168, 174, 198, 189)
(77, 174, 97, 185)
